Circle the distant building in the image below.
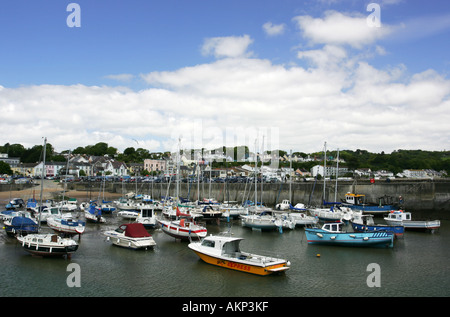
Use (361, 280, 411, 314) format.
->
(403, 169, 428, 178)
(0, 153, 20, 168)
(310, 165, 348, 177)
(144, 159, 167, 173)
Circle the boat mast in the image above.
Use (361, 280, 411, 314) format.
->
(289, 149, 292, 203)
(254, 138, 257, 207)
(260, 135, 264, 207)
(38, 137, 47, 228)
(334, 148, 339, 202)
(62, 149, 71, 202)
(323, 141, 326, 206)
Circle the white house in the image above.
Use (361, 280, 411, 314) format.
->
(310, 165, 349, 177)
(403, 169, 428, 178)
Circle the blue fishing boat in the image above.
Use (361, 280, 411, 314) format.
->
(341, 192, 398, 214)
(351, 214, 404, 237)
(304, 222, 394, 248)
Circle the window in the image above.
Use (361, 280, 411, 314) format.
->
(201, 240, 215, 248)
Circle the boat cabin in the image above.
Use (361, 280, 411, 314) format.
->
(200, 236, 244, 257)
(344, 193, 365, 205)
(322, 222, 344, 233)
(385, 210, 411, 221)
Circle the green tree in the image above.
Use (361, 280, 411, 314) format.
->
(0, 161, 13, 175)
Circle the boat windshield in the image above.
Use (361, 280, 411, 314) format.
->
(201, 239, 215, 248)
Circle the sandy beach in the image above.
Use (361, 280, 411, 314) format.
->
(0, 180, 123, 204)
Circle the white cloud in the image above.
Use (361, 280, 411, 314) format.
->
(293, 10, 392, 48)
(2, 45, 449, 155)
(262, 22, 286, 36)
(201, 35, 254, 58)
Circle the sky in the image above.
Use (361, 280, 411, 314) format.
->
(1, 0, 450, 156)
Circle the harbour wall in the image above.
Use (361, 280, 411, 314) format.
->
(2, 180, 449, 219)
(65, 179, 450, 218)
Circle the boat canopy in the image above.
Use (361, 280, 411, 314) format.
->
(123, 223, 150, 238)
(11, 216, 38, 227)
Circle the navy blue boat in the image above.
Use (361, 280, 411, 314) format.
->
(351, 214, 404, 237)
(4, 215, 39, 236)
(342, 193, 398, 214)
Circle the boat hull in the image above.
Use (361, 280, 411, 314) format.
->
(305, 228, 394, 248)
(159, 220, 207, 240)
(342, 204, 394, 214)
(384, 219, 440, 231)
(351, 222, 404, 237)
(240, 216, 278, 231)
(4, 224, 39, 236)
(104, 234, 156, 250)
(17, 234, 79, 257)
(47, 217, 86, 235)
(190, 250, 289, 276)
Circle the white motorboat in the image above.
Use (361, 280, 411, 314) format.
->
(284, 211, 318, 226)
(34, 206, 62, 223)
(135, 207, 157, 228)
(308, 206, 356, 223)
(104, 223, 156, 250)
(17, 233, 79, 257)
(116, 198, 137, 210)
(117, 210, 140, 220)
(57, 199, 78, 212)
(188, 234, 290, 276)
(275, 199, 291, 210)
(384, 210, 440, 232)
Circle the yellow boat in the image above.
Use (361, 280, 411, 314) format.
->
(188, 234, 290, 276)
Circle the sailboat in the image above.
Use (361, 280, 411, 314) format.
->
(84, 203, 106, 223)
(308, 144, 356, 223)
(47, 213, 86, 235)
(158, 139, 207, 241)
(16, 138, 80, 258)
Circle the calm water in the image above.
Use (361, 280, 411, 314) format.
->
(1, 206, 449, 298)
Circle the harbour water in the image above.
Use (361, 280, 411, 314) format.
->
(1, 205, 449, 300)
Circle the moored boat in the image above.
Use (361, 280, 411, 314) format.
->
(17, 233, 79, 257)
(341, 192, 397, 214)
(84, 204, 106, 223)
(3, 213, 39, 236)
(159, 218, 207, 241)
(47, 214, 86, 235)
(188, 234, 290, 276)
(351, 214, 404, 237)
(384, 210, 440, 232)
(240, 210, 279, 231)
(304, 222, 394, 248)
(117, 210, 140, 220)
(34, 206, 62, 223)
(135, 207, 157, 228)
(103, 223, 156, 250)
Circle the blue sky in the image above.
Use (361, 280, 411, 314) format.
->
(1, 0, 450, 154)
